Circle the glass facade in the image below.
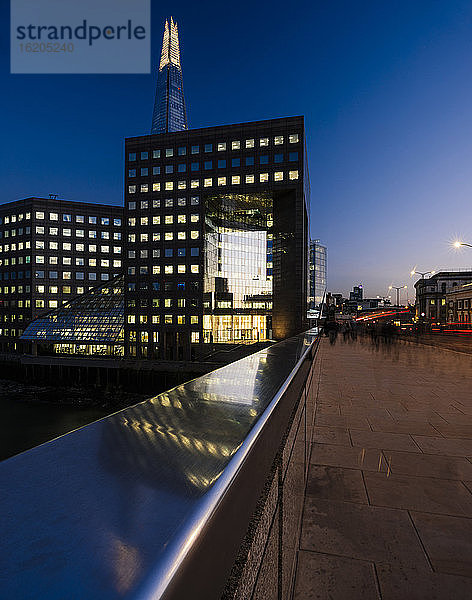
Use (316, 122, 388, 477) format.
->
(203, 194, 273, 343)
(309, 240, 327, 309)
(20, 275, 124, 356)
(151, 17, 188, 134)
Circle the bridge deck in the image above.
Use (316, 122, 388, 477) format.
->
(295, 337, 472, 599)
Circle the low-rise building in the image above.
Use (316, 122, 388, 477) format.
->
(446, 282, 472, 325)
(414, 271, 472, 324)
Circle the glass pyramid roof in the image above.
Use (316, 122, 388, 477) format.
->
(21, 275, 124, 344)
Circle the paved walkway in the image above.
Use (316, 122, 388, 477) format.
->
(294, 337, 472, 599)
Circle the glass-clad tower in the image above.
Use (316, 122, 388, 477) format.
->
(151, 17, 188, 134)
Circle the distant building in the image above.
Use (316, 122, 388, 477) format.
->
(349, 285, 363, 302)
(414, 271, 472, 323)
(309, 240, 327, 309)
(0, 197, 123, 353)
(151, 17, 188, 134)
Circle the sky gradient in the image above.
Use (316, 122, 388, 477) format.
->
(2, 0, 472, 298)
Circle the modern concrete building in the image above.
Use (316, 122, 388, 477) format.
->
(124, 116, 310, 359)
(0, 197, 123, 353)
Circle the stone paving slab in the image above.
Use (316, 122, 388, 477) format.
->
(294, 338, 472, 599)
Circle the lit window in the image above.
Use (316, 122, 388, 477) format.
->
(231, 175, 240, 185)
(152, 265, 160, 274)
(204, 178, 212, 187)
(289, 134, 299, 143)
(152, 183, 161, 192)
(63, 271, 72, 280)
(49, 300, 58, 308)
(178, 214, 186, 223)
(152, 316, 160, 324)
(191, 196, 200, 205)
(246, 139, 255, 148)
(164, 299, 172, 308)
(191, 316, 198, 324)
(274, 171, 283, 181)
(191, 265, 199, 273)
(141, 184, 149, 192)
(153, 216, 160, 225)
(245, 174, 255, 184)
(129, 186, 136, 193)
(165, 199, 173, 207)
(140, 217, 148, 226)
(191, 180, 199, 188)
(217, 142, 226, 151)
(191, 332, 200, 343)
(166, 148, 173, 157)
(165, 232, 173, 241)
(50, 213, 58, 221)
(190, 231, 199, 239)
(153, 149, 161, 158)
(35, 211, 44, 220)
(165, 315, 173, 324)
(218, 177, 226, 186)
(178, 265, 186, 273)
(231, 141, 240, 150)
(260, 137, 269, 146)
(141, 200, 148, 209)
(177, 231, 186, 240)
(260, 173, 269, 182)
(76, 215, 85, 223)
(274, 135, 284, 145)
(165, 215, 173, 224)
(153, 199, 161, 208)
(165, 182, 173, 191)
(177, 316, 185, 325)
(178, 181, 186, 189)
(190, 214, 199, 223)
(127, 315, 136, 324)
(289, 170, 299, 180)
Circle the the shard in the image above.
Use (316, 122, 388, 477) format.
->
(151, 17, 188, 134)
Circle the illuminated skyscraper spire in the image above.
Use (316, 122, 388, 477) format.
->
(151, 17, 188, 134)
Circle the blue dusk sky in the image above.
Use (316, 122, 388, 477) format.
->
(1, 0, 472, 298)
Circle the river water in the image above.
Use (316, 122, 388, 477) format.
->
(0, 380, 146, 461)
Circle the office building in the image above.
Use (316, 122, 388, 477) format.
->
(0, 197, 123, 353)
(309, 240, 327, 309)
(151, 17, 188, 134)
(124, 116, 309, 359)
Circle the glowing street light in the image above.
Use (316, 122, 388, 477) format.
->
(389, 284, 407, 307)
(453, 240, 472, 249)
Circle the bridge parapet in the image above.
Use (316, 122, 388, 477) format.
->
(0, 329, 321, 599)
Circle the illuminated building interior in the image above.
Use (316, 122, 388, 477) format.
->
(203, 194, 273, 343)
(20, 275, 124, 356)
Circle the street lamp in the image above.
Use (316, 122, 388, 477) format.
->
(389, 284, 407, 307)
(454, 240, 472, 248)
(410, 269, 435, 279)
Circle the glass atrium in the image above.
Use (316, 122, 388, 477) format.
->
(21, 276, 124, 356)
(203, 194, 273, 343)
